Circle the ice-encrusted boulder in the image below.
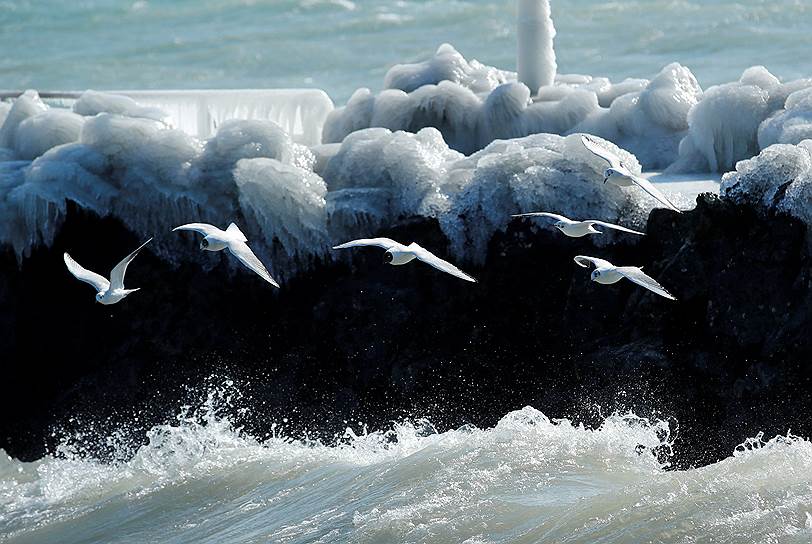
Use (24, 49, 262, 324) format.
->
(384, 43, 512, 95)
(720, 140, 812, 229)
(673, 67, 812, 173)
(234, 158, 330, 279)
(73, 90, 169, 123)
(0, 92, 331, 276)
(0, 90, 47, 151)
(758, 86, 812, 148)
(324, 47, 701, 169)
(440, 133, 653, 260)
(323, 127, 463, 241)
(573, 63, 702, 169)
(14, 110, 85, 160)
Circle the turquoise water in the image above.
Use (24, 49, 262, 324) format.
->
(2, 0, 811, 104)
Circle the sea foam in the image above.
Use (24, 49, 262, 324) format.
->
(1, 382, 810, 544)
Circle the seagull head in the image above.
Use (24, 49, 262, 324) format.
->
(383, 251, 394, 265)
(554, 221, 566, 230)
(200, 238, 209, 250)
(590, 269, 601, 281)
(603, 169, 615, 183)
(95, 292, 104, 303)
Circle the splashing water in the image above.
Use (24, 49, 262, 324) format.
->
(1, 383, 811, 543)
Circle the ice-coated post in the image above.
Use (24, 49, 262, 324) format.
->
(517, 0, 557, 94)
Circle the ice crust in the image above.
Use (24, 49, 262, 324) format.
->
(721, 140, 812, 230)
(4, 50, 812, 277)
(324, 46, 702, 169)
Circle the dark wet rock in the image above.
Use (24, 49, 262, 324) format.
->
(0, 194, 810, 469)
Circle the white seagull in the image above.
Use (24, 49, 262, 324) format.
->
(581, 134, 681, 213)
(574, 255, 676, 301)
(333, 238, 477, 283)
(513, 212, 644, 238)
(64, 238, 153, 305)
(172, 222, 279, 288)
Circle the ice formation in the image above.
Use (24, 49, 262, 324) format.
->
(720, 140, 812, 230)
(672, 67, 812, 173)
(0, 85, 664, 278)
(6, 46, 812, 280)
(323, 46, 701, 169)
(439, 133, 652, 260)
(116, 89, 335, 145)
(517, 0, 557, 92)
(73, 90, 170, 123)
(322, 128, 654, 261)
(383, 43, 512, 95)
(0, 92, 332, 280)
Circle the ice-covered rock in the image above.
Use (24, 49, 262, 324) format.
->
(73, 90, 170, 123)
(0, 92, 333, 275)
(384, 43, 512, 95)
(234, 158, 330, 278)
(758, 87, 812, 148)
(0, 90, 47, 151)
(569, 63, 702, 169)
(673, 67, 812, 173)
(325, 48, 701, 168)
(440, 133, 653, 260)
(720, 140, 812, 229)
(14, 110, 85, 160)
(323, 127, 462, 240)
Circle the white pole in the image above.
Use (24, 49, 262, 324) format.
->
(517, 0, 557, 94)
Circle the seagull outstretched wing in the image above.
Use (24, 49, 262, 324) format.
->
(408, 243, 477, 283)
(627, 174, 682, 213)
(109, 238, 152, 290)
(617, 267, 677, 300)
(587, 221, 645, 235)
(173, 223, 222, 237)
(332, 238, 403, 250)
(574, 256, 615, 270)
(64, 253, 110, 293)
(512, 212, 570, 222)
(581, 135, 624, 170)
(228, 240, 280, 288)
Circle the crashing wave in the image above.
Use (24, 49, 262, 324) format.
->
(1, 381, 810, 543)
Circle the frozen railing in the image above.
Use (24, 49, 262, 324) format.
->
(0, 89, 335, 146)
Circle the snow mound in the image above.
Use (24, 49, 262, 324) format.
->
(573, 63, 702, 169)
(720, 140, 812, 229)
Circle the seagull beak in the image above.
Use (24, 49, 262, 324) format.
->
(603, 176, 609, 184)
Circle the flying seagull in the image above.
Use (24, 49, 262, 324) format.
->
(513, 212, 644, 237)
(64, 238, 153, 305)
(332, 238, 477, 283)
(172, 222, 279, 287)
(581, 134, 681, 213)
(574, 255, 676, 301)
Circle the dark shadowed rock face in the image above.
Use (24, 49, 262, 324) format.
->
(1, 195, 810, 468)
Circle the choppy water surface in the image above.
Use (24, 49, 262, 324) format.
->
(2, 1, 811, 102)
(1, 385, 811, 543)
